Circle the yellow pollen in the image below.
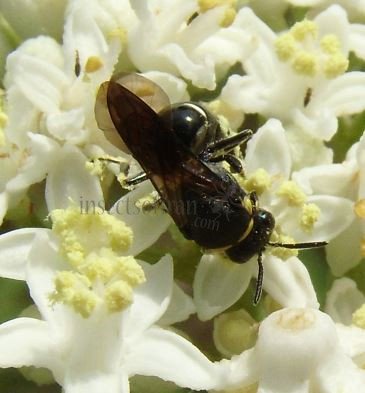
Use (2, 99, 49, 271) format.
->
(220, 7, 236, 27)
(292, 51, 318, 76)
(320, 34, 340, 54)
(85, 56, 104, 73)
(275, 34, 297, 61)
(354, 199, 365, 219)
(198, 0, 236, 12)
(49, 207, 143, 317)
(213, 309, 258, 356)
(105, 281, 133, 312)
(49, 271, 99, 318)
(323, 54, 349, 78)
(85, 159, 104, 178)
(291, 20, 318, 41)
(270, 234, 298, 259)
(243, 168, 271, 195)
(276, 180, 306, 206)
(352, 304, 365, 329)
(300, 203, 320, 232)
(275, 21, 348, 79)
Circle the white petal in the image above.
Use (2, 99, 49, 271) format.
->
(158, 283, 196, 326)
(6, 133, 60, 197)
(111, 182, 171, 256)
(326, 221, 363, 276)
(278, 195, 354, 243)
(160, 43, 216, 90)
(292, 161, 357, 198)
(256, 309, 338, 393)
(0, 318, 59, 370)
(219, 349, 258, 390)
(0, 228, 50, 280)
(46, 108, 88, 144)
(5, 37, 68, 113)
(245, 119, 291, 178)
(122, 256, 173, 340)
(314, 352, 365, 392)
(126, 326, 224, 391)
(349, 23, 365, 60)
(45, 144, 103, 211)
(64, 371, 129, 393)
(26, 229, 70, 325)
(142, 71, 189, 103)
(325, 278, 365, 324)
(321, 72, 365, 116)
(193, 253, 254, 321)
(262, 256, 319, 309)
(336, 323, 365, 366)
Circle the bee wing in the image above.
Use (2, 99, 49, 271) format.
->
(95, 74, 171, 150)
(105, 80, 227, 230)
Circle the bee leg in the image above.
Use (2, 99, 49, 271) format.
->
(210, 153, 243, 173)
(123, 172, 148, 188)
(205, 128, 253, 158)
(253, 250, 264, 305)
(140, 197, 165, 212)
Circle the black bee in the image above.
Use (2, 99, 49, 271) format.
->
(95, 74, 326, 304)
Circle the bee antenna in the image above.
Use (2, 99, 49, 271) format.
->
(253, 251, 264, 305)
(268, 241, 327, 249)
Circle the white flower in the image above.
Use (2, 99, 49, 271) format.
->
(0, 211, 219, 392)
(293, 130, 365, 276)
(193, 119, 353, 320)
(128, 0, 256, 90)
(220, 5, 365, 146)
(217, 308, 365, 392)
(325, 277, 365, 325)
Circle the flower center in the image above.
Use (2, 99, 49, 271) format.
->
(49, 207, 145, 317)
(275, 20, 348, 78)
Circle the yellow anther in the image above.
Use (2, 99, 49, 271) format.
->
(71, 290, 99, 318)
(291, 20, 318, 41)
(85, 56, 104, 73)
(354, 199, 365, 219)
(115, 255, 146, 286)
(352, 304, 365, 329)
(292, 51, 318, 76)
(300, 203, 320, 232)
(220, 7, 236, 27)
(105, 281, 133, 312)
(243, 168, 271, 195)
(275, 34, 297, 61)
(320, 34, 341, 54)
(49, 271, 99, 318)
(270, 234, 298, 259)
(48, 207, 145, 317)
(276, 180, 307, 206)
(198, 0, 236, 12)
(323, 54, 348, 78)
(213, 309, 258, 356)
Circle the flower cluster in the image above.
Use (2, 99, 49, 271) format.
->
(0, 1, 365, 392)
